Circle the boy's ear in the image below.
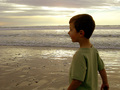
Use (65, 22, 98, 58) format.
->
(79, 30, 85, 36)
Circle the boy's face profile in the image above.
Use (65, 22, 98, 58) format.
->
(68, 22, 84, 42)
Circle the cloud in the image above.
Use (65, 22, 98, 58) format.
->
(0, 0, 120, 26)
(1, 0, 120, 17)
(2, 0, 120, 8)
(0, 2, 75, 17)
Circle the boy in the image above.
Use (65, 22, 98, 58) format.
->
(67, 14, 109, 90)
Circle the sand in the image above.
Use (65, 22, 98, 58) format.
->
(0, 46, 120, 90)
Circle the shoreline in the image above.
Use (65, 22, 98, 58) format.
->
(0, 45, 120, 50)
(0, 46, 120, 90)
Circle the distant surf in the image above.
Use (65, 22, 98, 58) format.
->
(0, 25, 120, 49)
(0, 25, 120, 30)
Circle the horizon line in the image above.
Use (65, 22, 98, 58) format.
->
(0, 25, 120, 27)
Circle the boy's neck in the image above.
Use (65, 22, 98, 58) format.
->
(79, 38, 92, 48)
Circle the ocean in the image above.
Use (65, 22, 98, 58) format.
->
(0, 25, 120, 49)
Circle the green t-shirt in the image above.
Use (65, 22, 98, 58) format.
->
(69, 46, 104, 90)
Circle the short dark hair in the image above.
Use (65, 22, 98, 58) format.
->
(69, 14, 95, 39)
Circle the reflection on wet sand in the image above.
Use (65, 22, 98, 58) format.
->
(98, 49, 120, 89)
(0, 46, 120, 90)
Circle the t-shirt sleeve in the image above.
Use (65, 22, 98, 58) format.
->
(71, 53, 87, 82)
(97, 52, 104, 71)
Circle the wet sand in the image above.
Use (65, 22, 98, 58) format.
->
(0, 46, 120, 90)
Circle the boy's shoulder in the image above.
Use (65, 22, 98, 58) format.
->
(77, 46, 98, 53)
(74, 46, 99, 58)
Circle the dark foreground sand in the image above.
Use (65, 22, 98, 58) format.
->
(0, 46, 120, 90)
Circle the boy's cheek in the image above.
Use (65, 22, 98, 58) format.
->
(70, 35, 76, 41)
(69, 33, 76, 41)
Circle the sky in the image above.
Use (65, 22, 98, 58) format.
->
(0, 0, 120, 26)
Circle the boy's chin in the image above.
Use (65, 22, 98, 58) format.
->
(71, 39, 77, 42)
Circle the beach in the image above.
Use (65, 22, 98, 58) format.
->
(0, 46, 120, 90)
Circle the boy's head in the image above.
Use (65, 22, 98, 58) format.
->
(69, 14, 95, 39)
